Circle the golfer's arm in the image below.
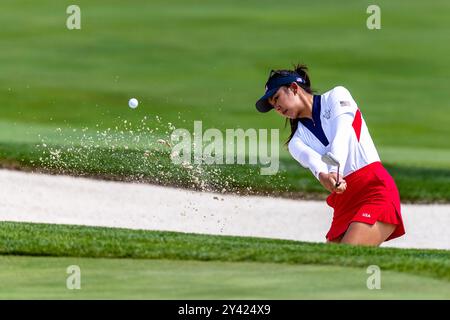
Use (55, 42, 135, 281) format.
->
(288, 136, 328, 180)
(329, 113, 354, 175)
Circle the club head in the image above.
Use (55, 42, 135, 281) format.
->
(321, 152, 340, 167)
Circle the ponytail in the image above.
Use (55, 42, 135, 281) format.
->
(294, 63, 312, 91)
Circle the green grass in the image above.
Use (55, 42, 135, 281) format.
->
(1, 221, 449, 299)
(2, 1, 449, 300)
(1, 256, 449, 299)
(1, 0, 450, 201)
(1, 222, 449, 283)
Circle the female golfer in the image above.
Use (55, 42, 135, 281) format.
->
(255, 64, 405, 246)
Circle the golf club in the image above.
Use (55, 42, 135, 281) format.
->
(321, 152, 341, 187)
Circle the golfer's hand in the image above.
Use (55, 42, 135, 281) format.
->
(319, 172, 347, 194)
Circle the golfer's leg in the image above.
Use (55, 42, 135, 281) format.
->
(341, 221, 396, 246)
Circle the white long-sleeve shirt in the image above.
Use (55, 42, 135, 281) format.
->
(288, 86, 380, 180)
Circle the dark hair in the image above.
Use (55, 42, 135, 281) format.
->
(271, 63, 314, 145)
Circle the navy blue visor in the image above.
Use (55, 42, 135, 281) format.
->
(255, 71, 305, 113)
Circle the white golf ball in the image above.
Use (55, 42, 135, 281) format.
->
(128, 98, 139, 109)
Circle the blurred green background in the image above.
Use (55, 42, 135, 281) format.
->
(1, 0, 450, 201)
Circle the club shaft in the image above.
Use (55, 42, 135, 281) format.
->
(336, 165, 340, 187)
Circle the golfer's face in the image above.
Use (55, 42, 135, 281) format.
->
(269, 87, 297, 119)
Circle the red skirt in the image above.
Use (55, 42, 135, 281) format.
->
(326, 161, 405, 242)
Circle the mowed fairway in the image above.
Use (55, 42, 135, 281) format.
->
(0, 256, 449, 299)
(0, 0, 450, 201)
(0, 222, 449, 299)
